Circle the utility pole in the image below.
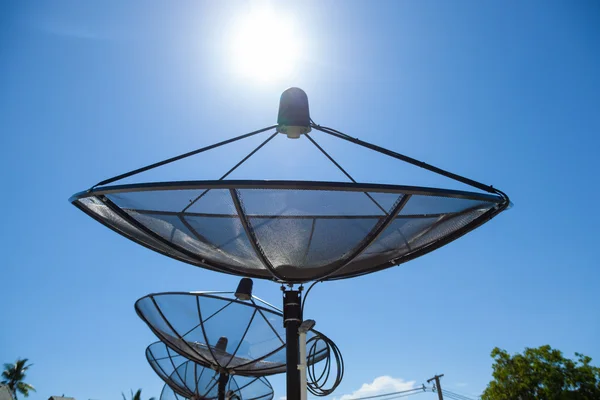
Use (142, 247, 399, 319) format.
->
(427, 374, 444, 400)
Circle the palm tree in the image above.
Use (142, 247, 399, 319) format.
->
(1, 358, 36, 400)
(122, 389, 156, 400)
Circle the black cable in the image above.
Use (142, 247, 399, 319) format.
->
(306, 330, 344, 396)
(91, 124, 278, 188)
(301, 281, 320, 315)
(310, 118, 354, 140)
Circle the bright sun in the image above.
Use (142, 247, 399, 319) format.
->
(230, 9, 301, 82)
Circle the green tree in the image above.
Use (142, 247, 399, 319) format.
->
(481, 345, 600, 400)
(122, 389, 156, 400)
(1, 358, 36, 400)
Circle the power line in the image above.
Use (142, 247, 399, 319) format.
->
(441, 392, 471, 400)
(384, 390, 429, 399)
(340, 386, 427, 400)
(333, 374, 476, 400)
(441, 389, 476, 400)
(439, 394, 462, 400)
(380, 391, 427, 400)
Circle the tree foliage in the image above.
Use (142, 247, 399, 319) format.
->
(481, 345, 600, 400)
(122, 388, 156, 400)
(1, 358, 36, 400)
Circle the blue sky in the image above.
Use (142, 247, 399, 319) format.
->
(1, 1, 599, 400)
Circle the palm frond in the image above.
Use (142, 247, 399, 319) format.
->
(14, 359, 30, 370)
(2, 358, 34, 400)
(16, 382, 35, 392)
(122, 388, 153, 400)
(15, 383, 33, 398)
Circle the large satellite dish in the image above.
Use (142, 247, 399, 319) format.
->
(136, 289, 327, 376)
(147, 341, 274, 400)
(69, 88, 509, 283)
(71, 181, 504, 283)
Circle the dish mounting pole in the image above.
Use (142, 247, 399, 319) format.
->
(218, 372, 229, 400)
(283, 286, 302, 400)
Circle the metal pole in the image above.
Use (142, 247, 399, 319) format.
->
(92, 125, 277, 188)
(298, 319, 316, 400)
(218, 372, 229, 400)
(299, 329, 308, 400)
(311, 124, 505, 197)
(283, 289, 302, 400)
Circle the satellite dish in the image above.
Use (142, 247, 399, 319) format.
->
(159, 384, 254, 400)
(147, 341, 274, 400)
(69, 88, 509, 283)
(135, 290, 328, 376)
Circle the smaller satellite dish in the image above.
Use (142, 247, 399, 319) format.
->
(159, 384, 251, 400)
(135, 290, 328, 376)
(158, 384, 187, 400)
(148, 341, 274, 400)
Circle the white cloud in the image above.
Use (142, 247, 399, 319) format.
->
(279, 397, 286, 400)
(338, 376, 417, 400)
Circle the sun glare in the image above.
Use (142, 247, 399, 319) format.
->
(230, 9, 301, 82)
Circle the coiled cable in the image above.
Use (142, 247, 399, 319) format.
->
(306, 330, 344, 396)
